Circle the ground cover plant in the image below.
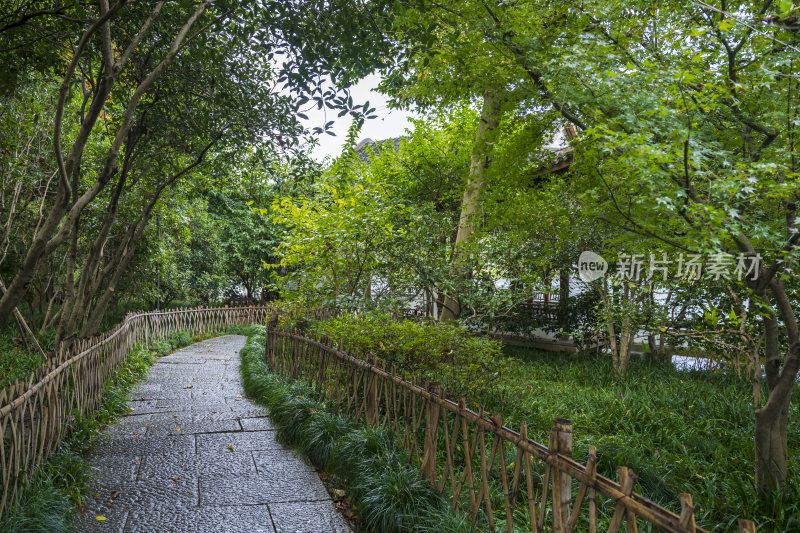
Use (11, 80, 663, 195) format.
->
(302, 312, 799, 532)
(238, 327, 475, 533)
(0, 330, 196, 532)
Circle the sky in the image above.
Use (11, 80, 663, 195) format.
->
(297, 74, 418, 161)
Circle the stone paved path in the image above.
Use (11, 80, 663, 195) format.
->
(75, 335, 349, 533)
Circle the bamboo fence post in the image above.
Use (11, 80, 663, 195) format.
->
(737, 519, 756, 533)
(365, 356, 379, 426)
(679, 493, 697, 533)
(621, 467, 639, 533)
(551, 418, 573, 533)
(608, 466, 638, 533)
(421, 381, 443, 483)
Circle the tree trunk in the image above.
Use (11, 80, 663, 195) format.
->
(440, 87, 504, 320)
(558, 270, 570, 331)
(754, 388, 792, 494)
(0, 0, 201, 328)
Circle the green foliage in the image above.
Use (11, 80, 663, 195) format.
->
(238, 331, 471, 533)
(168, 331, 193, 350)
(225, 323, 264, 337)
(310, 313, 502, 398)
(0, 331, 44, 389)
(272, 108, 474, 313)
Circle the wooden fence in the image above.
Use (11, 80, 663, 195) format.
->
(265, 327, 756, 533)
(0, 305, 268, 517)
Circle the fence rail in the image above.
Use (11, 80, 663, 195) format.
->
(265, 326, 744, 533)
(0, 305, 269, 517)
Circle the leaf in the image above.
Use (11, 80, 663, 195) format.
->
(779, 0, 793, 13)
(228, 445, 235, 452)
(718, 18, 735, 31)
(96, 516, 107, 521)
(110, 490, 120, 499)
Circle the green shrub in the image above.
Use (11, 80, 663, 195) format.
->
(168, 331, 192, 349)
(298, 411, 352, 469)
(273, 300, 316, 332)
(226, 324, 264, 336)
(309, 312, 502, 399)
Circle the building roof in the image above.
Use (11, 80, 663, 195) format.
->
(354, 137, 405, 163)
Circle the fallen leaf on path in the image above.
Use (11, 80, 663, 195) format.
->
(228, 445, 235, 452)
(95, 516, 107, 521)
(110, 490, 120, 499)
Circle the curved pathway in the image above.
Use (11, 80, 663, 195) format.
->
(76, 335, 348, 533)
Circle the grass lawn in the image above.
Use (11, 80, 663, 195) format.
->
(481, 346, 799, 531)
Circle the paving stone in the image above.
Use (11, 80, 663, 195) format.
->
(123, 505, 275, 533)
(76, 477, 198, 533)
(89, 434, 196, 457)
(89, 455, 142, 483)
(226, 396, 256, 405)
(146, 418, 241, 436)
(153, 358, 205, 364)
(196, 381, 245, 394)
(191, 389, 234, 402)
(196, 431, 281, 454)
(240, 417, 275, 432)
(129, 383, 162, 394)
(127, 399, 180, 415)
(74, 508, 129, 533)
(198, 471, 330, 505)
(127, 386, 191, 401)
(138, 452, 257, 479)
(229, 403, 269, 417)
(155, 397, 227, 409)
(181, 403, 266, 420)
(251, 449, 315, 474)
(101, 414, 152, 438)
(269, 501, 350, 533)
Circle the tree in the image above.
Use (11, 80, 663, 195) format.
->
(383, 0, 799, 495)
(0, 0, 399, 338)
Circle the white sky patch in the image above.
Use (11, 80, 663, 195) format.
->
(297, 73, 418, 161)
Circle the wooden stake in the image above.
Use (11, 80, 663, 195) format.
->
(421, 382, 443, 482)
(737, 519, 756, 533)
